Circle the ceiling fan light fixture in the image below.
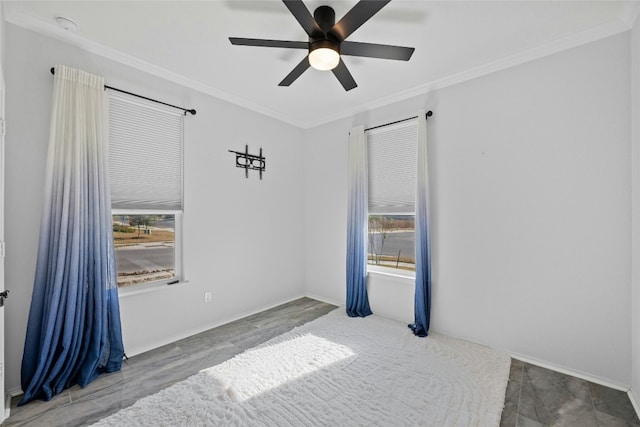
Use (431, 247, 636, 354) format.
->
(309, 48, 339, 70)
(309, 40, 340, 71)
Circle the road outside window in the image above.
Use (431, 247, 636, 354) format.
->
(112, 214, 175, 287)
(368, 214, 415, 271)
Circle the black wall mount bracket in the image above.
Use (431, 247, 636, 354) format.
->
(229, 145, 266, 179)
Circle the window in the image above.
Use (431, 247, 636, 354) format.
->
(109, 92, 183, 287)
(367, 119, 417, 273)
(112, 214, 177, 287)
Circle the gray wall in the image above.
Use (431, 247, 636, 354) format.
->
(304, 32, 632, 386)
(2, 18, 637, 397)
(0, 2, 6, 419)
(631, 13, 640, 407)
(3, 24, 306, 393)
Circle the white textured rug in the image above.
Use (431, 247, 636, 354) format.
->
(94, 309, 510, 426)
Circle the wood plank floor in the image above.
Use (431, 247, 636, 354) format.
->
(3, 297, 639, 426)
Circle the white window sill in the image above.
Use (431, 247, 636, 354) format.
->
(367, 266, 415, 283)
(117, 279, 189, 298)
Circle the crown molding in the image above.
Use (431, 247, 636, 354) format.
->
(4, 10, 302, 128)
(300, 17, 631, 129)
(4, 8, 634, 130)
(618, 1, 640, 29)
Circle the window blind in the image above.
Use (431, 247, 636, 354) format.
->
(367, 118, 417, 214)
(109, 92, 183, 211)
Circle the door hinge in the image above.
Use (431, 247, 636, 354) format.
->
(0, 242, 4, 258)
(0, 119, 4, 138)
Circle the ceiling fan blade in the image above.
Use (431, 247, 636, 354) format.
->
(341, 41, 414, 61)
(279, 56, 311, 86)
(282, 0, 322, 37)
(229, 38, 308, 49)
(332, 59, 357, 91)
(331, 0, 391, 41)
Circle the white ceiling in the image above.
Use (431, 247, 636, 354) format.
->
(3, 1, 638, 128)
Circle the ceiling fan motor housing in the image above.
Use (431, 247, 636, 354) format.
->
(310, 6, 340, 51)
(314, 5, 336, 34)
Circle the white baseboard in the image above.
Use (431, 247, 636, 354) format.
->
(4, 392, 12, 420)
(123, 293, 308, 359)
(124, 293, 343, 358)
(629, 389, 640, 419)
(510, 352, 629, 392)
(304, 293, 343, 308)
(6, 294, 325, 400)
(7, 387, 21, 398)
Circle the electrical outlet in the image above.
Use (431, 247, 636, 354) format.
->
(204, 292, 213, 303)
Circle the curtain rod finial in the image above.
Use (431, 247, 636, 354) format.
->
(426, 110, 433, 118)
(50, 67, 55, 75)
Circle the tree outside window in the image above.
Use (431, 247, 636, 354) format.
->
(367, 214, 415, 271)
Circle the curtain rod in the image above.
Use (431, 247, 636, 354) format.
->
(365, 110, 433, 132)
(50, 67, 196, 116)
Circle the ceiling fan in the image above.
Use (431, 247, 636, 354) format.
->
(229, 0, 415, 91)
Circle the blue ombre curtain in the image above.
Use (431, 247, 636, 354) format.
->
(346, 125, 372, 317)
(19, 65, 124, 405)
(409, 111, 431, 337)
